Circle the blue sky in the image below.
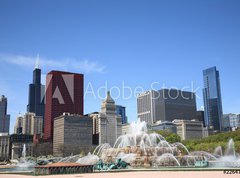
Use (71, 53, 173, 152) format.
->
(0, 0, 240, 133)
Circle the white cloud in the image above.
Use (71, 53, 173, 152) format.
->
(0, 53, 106, 74)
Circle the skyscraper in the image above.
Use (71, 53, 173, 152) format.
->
(137, 90, 160, 125)
(137, 89, 197, 125)
(116, 105, 127, 124)
(0, 95, 10, 134)
(158, 89, 197, 122)
(27, 58, 45, 118)
(44, 71, 84, 141)
(14, 112, 43, 136)
(203, 66, 223, 131)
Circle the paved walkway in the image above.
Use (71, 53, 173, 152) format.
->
(0, 171, 239, 178)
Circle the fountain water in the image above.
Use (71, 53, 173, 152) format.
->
(22, 144, 26, 158)
(225, 139, 236, 157)
(172, 142, 190, 155)
(16, 144, 36, 168)
(58, 119, 240, 169)
(76, 153, 99, 165)
(76, 119, 203, 168)
(214, 146, 223, 157)
(190, 151, 217, 161)
(156, 153, 181, 167)
(208, 139, 240, 168)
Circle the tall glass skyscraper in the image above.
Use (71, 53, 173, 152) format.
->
(203, 66, 223, 131)
(27, 61, 45, 118)
(116, 105, 127, 124)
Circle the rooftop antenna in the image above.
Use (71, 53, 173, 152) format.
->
(35, 54, 40, 69)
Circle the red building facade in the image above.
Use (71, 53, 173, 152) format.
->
(44, 71, 84, 141)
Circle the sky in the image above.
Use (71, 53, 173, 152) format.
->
(0, 0, 240, 133)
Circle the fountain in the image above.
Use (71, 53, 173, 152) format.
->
(225, 139, 236, 157)
(2, 119, 239, 174)
(76, 153, 99, 165)
(214, 146, 223, 157)
(75, 119, 202, 169)
(74, 119, 240, 169)
(16, 144, 36, 168)
(22, 144, 26, 159)
(210, 139, 240, 168)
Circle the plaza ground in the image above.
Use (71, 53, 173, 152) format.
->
(0, 171, 240, 178)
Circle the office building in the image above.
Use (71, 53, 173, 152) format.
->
(0, 134, 10, 161)
(53, 113, 93, 157)
(152, 121, 177, 133)
(14, 115, 24, 134)
(137, 90, 161, 125)
(116, 105, 127, 124)
(137, 89, 197, 125)
(14, 113, 43, 136)
(44, 71, 84, 141)
(27, 58, 45, 120)
(222, 115, 231, 131)
(0, 95, 10, 134)
(203, 66, 223, 131)
(89, 92, 122, 146)
(158, 89, 197, 122)
(173, 119, 203, 140)
(223, 114, 240, 129)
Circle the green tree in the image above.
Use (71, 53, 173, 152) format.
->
(166, 133, 181, 144)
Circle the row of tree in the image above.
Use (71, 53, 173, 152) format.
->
(153, 129, 240, 153)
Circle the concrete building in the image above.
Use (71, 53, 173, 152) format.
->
(203, 66, 223, 131)
(152, 121, 177, 133)
(14, 113, 43, 136)
(202, 127, 209, 138)
(98, 92, 122, 146)
(89, 92, 122, 147)
(53, 113, 93, 157)
(173, 120, 203, 140)
(137, 89, 197, 125)
(0, 134, 10, 161)
(27, 58, 45, 123)
(137, 90, 161, 125)
(44, 71, 84, 142)
(10, 134, 33, 160)
(0, 95, 10, 134)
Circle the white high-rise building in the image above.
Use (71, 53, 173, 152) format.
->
(14, 112, 43, 136)
(137, 90, 161, 125)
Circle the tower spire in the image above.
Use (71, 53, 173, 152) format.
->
(35, 54, 40, 69)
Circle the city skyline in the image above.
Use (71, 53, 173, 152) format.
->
(0, 0, 240, 133)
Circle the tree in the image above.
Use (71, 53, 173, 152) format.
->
(166, 133, 181, 144)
